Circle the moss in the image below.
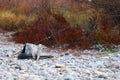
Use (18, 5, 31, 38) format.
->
(102, 48, 118, 55)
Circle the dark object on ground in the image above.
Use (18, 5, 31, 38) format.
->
(18, 43, 33, 59)
(55, 66, 62, 68)
(17, 53, 33, 59)
(18, 43, 54, 60)
(18, 54, 54, 59)
(39, 55, 54, 59)
(65, 53, 69, 55)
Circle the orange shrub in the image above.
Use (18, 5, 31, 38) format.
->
(13, 13, 94, 49)
(96, 16, 120, 45)
(13, 13, 120, 49)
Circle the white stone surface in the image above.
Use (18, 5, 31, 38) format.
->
(0, 33, 120, 80)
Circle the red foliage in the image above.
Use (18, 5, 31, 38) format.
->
(97, 17, 120, 45)
(13, 13, 120, 49)
(13, 14, 70, 46)
(13, 13, 93, 49)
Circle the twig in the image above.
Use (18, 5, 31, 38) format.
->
(10, 50, 22, 58)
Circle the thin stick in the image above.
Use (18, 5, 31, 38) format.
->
(10, 50, 22, 58)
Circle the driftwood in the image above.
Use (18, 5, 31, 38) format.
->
(10, 50, 22, 58)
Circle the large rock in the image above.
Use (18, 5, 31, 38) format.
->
(17, 43, 47, 60)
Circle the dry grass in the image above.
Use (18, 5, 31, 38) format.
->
(0, 10, 37, 31)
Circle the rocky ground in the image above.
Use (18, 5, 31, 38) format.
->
(0, 32, 120, 80)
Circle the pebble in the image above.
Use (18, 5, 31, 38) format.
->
(0, 33, 120, 80)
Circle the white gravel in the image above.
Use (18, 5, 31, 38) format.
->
(0, 33, 120, 80)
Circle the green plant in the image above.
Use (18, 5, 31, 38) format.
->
(102, 49, 118, 55)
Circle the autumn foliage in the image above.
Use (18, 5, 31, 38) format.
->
(97, 18, 120, 45)
(12, 11, 120, 49)
(0, 0, 120, 49)
(13, 13, 94, 49)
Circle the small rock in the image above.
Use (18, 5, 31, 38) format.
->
(6, 77, 16, 80)
(55, 66, 62, 68)
(64, 78, 71, 80)
(14, 66, 22, 70)
(65, 53, 69, 55)
(49, 58, 57, 60)
(55, 64, 65, 68)
(32, 78, 42, 80)
(98, 75, 108, 79)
